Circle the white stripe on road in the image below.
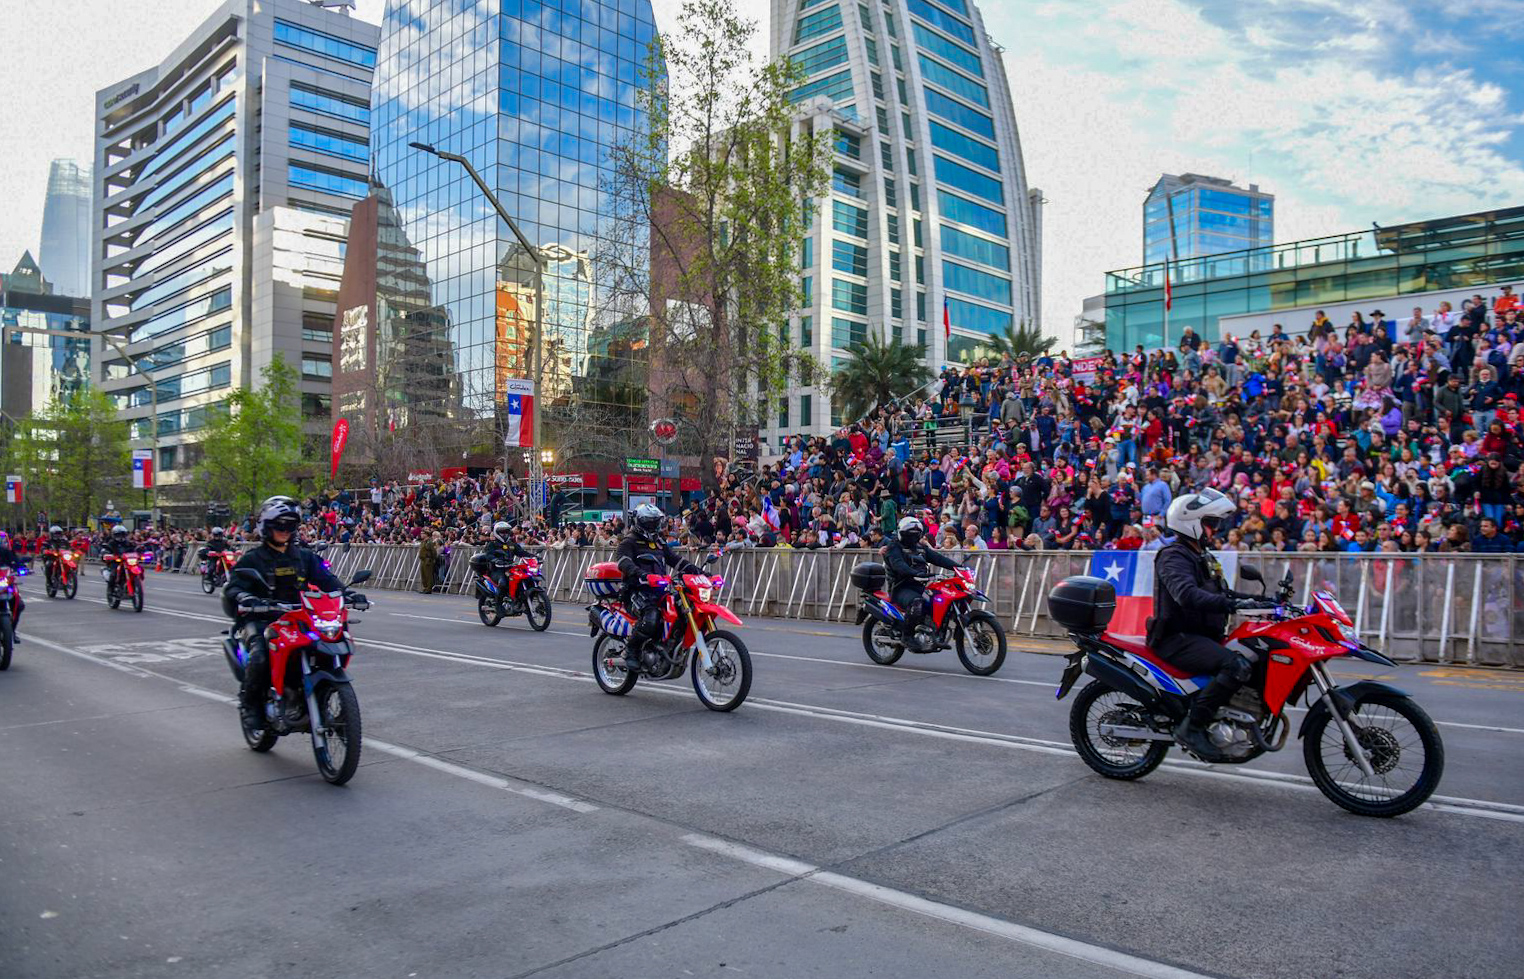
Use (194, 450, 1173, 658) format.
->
(50, 597, 1524, 821)
(682, 834, 1216, 979)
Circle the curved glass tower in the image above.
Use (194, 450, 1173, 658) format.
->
(771, 0, 1042, 432)
(369, 0, 659, 450)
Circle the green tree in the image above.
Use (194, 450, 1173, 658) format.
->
(3, 388, 131, 526)
(830, 333, 934, 424)
(599, 0, 832, 462)
(988, 320, 1057, 361)
(195, 357, 303, 517)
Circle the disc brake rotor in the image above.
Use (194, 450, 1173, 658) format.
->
(1096, 707, 1146, 747)
(1349, 725, 1401, 775)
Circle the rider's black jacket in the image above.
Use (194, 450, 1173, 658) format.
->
(47, 533, 69, 551)
(482, 537, 534, 565)
(615, 534, 702, 585)
(205, 535, 229, 555)
(101, 537, 136, 559)
(1145, 540, 1234, 648)
(882, 539, 959, 591)
(225, 541, 344, 611)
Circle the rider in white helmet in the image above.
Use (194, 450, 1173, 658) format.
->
(1150, 488, 1270, 757)
(480, 518, 535, 607)
(883, 514, 961, 649)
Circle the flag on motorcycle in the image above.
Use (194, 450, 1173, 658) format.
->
(1089, 550, 1240, 641)
(503, 379, 535, 448)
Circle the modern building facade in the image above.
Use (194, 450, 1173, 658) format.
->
(92, 0, 377, 492)
(1104, 205, 1524, 351)
(1143, 173, 1272, 266)
(349, 0, 659, 466)
(768, 0, 1043, 437)
(1, 253, 91, 423)
(39, 160, 93, 298)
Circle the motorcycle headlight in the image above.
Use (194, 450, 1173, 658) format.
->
(695, 586, 713, 603)
(313, 616, 344, 640)
(125, 557, 138, 566)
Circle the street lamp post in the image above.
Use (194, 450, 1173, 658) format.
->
(408, 142, 547, 512)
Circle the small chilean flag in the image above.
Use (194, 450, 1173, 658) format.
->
(1162, 255, 1172, 312)
(943, 297, 951, 341)
(503, 379, 535, 448)
(4, 476, 21, 505)
(1093, 549, 1239, 643)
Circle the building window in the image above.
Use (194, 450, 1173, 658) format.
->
(802, 276, 814, 304)
(301, 355, 333, 380)
(923, 89, 994, 139)
(934, 155, 1004, 204)
(832, 280, 868, 315)
(940, 224, 1010, 271)
(794, 35, 849, 74)
(793, 71, 854, 104)
(917, 54, 989, 107)
(801, 315, 813, 346)
(832, 316, 867, 348)
(801, 236, 813, 269)
(834, 130, 861, 158)
(887, 213, 900, 245)
(289, 164, 368, 199)
(302, 392, 332, 418)
(890, 250, 902, 282)
(944, 260, 1012, 304)
(905, 0, 974, 44)
(273, 19, 377, 68)
(937, 189, 1007, 236)
(795, 4, 844, 42)
(945, 296, 1013, 333)
(801, 394, 813, 427)
(929, 121, 999, 171)
(832, 167, 863, 197)
(832, 200, 869, 238)
(779, 398, 789, 429)
(209, 325, 232, 350)
(832, 240, 868, 276)
(158, 446, 178, 472)
(912, 22, 982, 76)
(884, 177, 897, 207)
(290, 123, 370, 162)
(290, 84, 370, 124)
(891, 287, 903, 319)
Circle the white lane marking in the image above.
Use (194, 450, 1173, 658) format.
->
(682, 834, 1216, 979)
(26, 634, 154, 677)
(40, 600, 1524, 819)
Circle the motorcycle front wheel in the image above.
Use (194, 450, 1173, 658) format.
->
(131, 583, 145, 613)
(592, 634, 637, 695)
(861, 619, 905, 665)
(107, 583, 121, 610)
(45, 570, 57, 599)
(312, 683, 362, 785)
(1070, 680, 1168, 780)
(201, 573, 215, 594)
(525, 589, 552, 632)
(956, 610, 1007, 676)
(692, 630, 751, 712)
(477, 594, 503, 627)
(1303, 689, 1444, 817)
(63, 571, 77, 599)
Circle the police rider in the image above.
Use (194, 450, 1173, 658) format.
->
(883, 515, 960, 648)
(1149, 489, 1275, 757)
(42, 524, 70, 584)
(100, 525, 135, 589)
(0, 532, 27, 641)
(615, 503, 703, 672)
(223, 497, 348, 733)
(481, 520, 535, 607)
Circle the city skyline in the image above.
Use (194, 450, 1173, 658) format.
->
(2, 0, 1523, 335)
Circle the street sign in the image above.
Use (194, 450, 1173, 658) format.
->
(623, 457, 660, 476)
(650, 417, 678, 445)
(659, 459, 680, 478)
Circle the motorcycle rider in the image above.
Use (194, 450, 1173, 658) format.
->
(0, 532, 26, 640)
(615, 503, 703, 671)
(41, 524, 70, 585)
(200, 525, 231, 575)
(1148, 488, 1268, 758)
(224, 496, 346, 731)
(100, 525, 135, 589)
(480, 519, 535, 608)
(883, 515, 961, 648)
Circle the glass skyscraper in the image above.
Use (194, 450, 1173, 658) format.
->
(770, 0, 1043, 435)
(366, 0, 658, 453)
(1142, 173, 1273, 266)
(39, 159, 93, 299)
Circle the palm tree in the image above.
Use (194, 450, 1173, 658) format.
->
(987, 320, 1056, 361)
(829, 332, 934, 424)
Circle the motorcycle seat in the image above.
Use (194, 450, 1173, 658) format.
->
(1102, 633, 1194, 679)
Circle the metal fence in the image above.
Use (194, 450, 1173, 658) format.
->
(102, 543, 1523, 669)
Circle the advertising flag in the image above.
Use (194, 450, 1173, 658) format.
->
(131, 449, 154, 490)
(4, 476, 21, 505)
(330, 418, 350, 480)
(503, 378, 535, 448)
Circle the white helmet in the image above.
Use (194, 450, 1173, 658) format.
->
(112, 525, 129, 537)
(211, 526, 224, 536)
(897, 515, 924, 546)
(1166, 488, 1235, 542)
(492, 520, 513, 542)
(49, 525, 62, 534)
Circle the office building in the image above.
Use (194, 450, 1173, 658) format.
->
(39, 160, 94, 298)
(347, 0, 659, 465)
(1, 253, 91, 423)
(1104, 205, 1524, 351)
(769, 0, 1043, 437)
(92, 0, 377, 494)
(1143, 173, 1272, 266)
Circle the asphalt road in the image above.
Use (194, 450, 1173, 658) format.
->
(3, 569, 1521, 979)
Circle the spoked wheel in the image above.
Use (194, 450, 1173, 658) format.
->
(312, 683, 362, 785)
(45, 571, 57, 599)
(956, 611, 1007, 676)
(201, 573, 216, 594)
(1304, 689, 1444, 817)
(1069, 681, 1169, 779)
(107, 584, 121, 610)
(593, 634, 637, 695)
(241, 705, 278, 752)
(477, 594, 503, 627)
(0, 617, 12, 671)
(130, 584, 145, 613)
(525, 589, 552, 632)
(692, 630, 751, 712)
(862, 619, 905, 665)
(63, 572, 77, 599)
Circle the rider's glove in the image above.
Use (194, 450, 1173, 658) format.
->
(347, 593, 370, 610)
(1231, 597, 1277, 612)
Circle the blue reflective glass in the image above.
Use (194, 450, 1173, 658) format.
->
(832, 200, 869, 237)
(794, 36, 849, 76)
(928, 121, 998, 171)
(934, 155, 1003, 205)
(924, 89, 994, 139)
(140, 173, 234, 243)
(832, 240, 868, 276)
(917, 55, 987, 107)
(138, 138, 234, 211)
(290, 123, 370, 162)
(793, 70, 854, 103)
(1197, 188, 1253, 215)
(937, 190, 1006, 236)
(289, 164, 368, 198)
(832, 167, 862, 196)
(141, 97, 236, 179)
(290, 84, 371, 124)
(794, 5, 843, 42)
(944, 260, 1011, 303)
(146, 211, 234, 275)
(945, 296, 1011, 333)
(911, 22, 980, 76)
(940, 225, 1009, 271)
(128, 286, 231, 341)
(932, 0, 969, 15)
(832, 279, 867, 314)
(905, 0, 974, 44)
(831, 316, 866, 348)
(274, 20, 377, 68)
(130, 252, 233, 311)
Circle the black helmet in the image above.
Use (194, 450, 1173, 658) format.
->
(256, 496, 301, 542)
(632, 503, 663, 540)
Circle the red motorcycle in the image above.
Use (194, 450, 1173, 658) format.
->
(585, 556, 752, 711)
(222, 568, 372, 785)
(200, 549, 237, 593)
(0, 563, 27, 670)
(1049, 566, 1445, 817)
(852, 562, 1008, 675)
(43, 546, 80, 600)
(469, 554, 552, 630)
(104, 551, 150, 613)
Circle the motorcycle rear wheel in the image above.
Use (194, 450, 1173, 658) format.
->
(477, 594, 503, 627)
(241, 708, 277, 752)
(955, 611, 1007, 676)
(1070, 680, 1168, 779)
(312, 683, 362, 785)
(0, 616, 13, 670)
(692, 630, 751, 712)
(862, 619, 905, 665)
(525, 589, 552, 632)
(1303, 689, 1444, 818)
(593, 634, 637, 695)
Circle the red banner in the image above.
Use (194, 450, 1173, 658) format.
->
(330, 418, 350, 480)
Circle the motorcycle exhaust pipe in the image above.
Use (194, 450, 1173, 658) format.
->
(1084, 653, 1162, 710)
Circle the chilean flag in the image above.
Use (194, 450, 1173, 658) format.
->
(943, 297, 951, 341)
(503, 379, 535, 448)
(761, 494, 780, 531)
(1091, 551, 1154, 640)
